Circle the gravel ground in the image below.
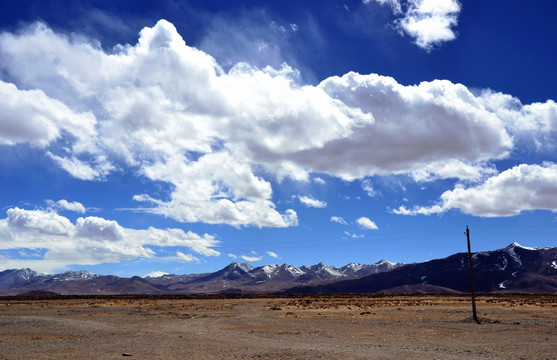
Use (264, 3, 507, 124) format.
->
(0, 294, 555, 359)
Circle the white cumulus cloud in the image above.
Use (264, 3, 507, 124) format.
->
(396, 0, 461, 50)
(0, 80, 96, 147)
(368, 0, 461, 50)
(357, 216, 379, 230)
(394, 163, 557, 217)
(315, 73, 513, 181)
(6, 207, 74, 237)
(0, 207, 220, 273)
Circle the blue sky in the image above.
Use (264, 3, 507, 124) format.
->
(0, 0, 556, 277)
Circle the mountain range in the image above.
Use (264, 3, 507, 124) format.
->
(0, 243, 555, 295)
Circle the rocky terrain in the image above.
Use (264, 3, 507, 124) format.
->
(0, 294, 555, 359)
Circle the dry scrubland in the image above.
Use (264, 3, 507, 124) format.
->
(0, 294, 555, 359)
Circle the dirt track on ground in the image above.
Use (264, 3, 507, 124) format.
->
(0, 294, 555, 359)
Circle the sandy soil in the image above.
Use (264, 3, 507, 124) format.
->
(0, 294, 555, 359)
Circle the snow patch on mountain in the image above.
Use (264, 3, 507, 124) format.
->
(54, 270, 98, 281)
(234, 262, 254, 273)
(494, 256, 509, 271)
(344, 263, 364, 272)
(504, 247, 522, 267)
(0, 268, 39, 287)
(507, 242, 538, 251)
(262, 265, 278, 276)
(145, 271, 169, 278)
(315, 263, 343, 277)
(375, 259, 396, 267)
(285, 265, 304, 277)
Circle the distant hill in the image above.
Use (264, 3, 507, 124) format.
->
(0, 243, 555, 295)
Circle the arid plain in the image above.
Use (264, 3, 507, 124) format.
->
(1, 294, 555, 359)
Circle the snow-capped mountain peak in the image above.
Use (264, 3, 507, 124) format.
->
(344, 263, 364, 272)
(234, 262, 254, 273)
(284, 264, 304, 277)
(252, 264, 305, 280)
(504, 242, 538, 251)
(0, 268, 38, 287)
(314, 262, 343, 277)
(215, 262, 255, 280)
(261, 264, 278, 276)
(375, 259, 394, 266)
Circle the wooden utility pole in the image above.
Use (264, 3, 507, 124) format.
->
(465, 225, 480, 324)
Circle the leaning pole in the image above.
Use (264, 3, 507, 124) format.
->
(465, 225, 480, 324)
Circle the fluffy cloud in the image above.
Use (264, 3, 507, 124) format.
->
(134, 152, 298, 227)
(394, 163, 557, 217)
(298, 196, 327, 208)
(0, 207, 220, 272)
(76, 216, 124, 241)
(479, 91, 557, 134)
(315, 73, 513, 181)
(0, 20, 307, 227)
(0, 19, 555, 228)
(357, 216, 379, 230)
(396, 0, 461, 50)
(0, 80, 96, 147)
(6, 207, 74, 237)
(368, 0, 461, 50)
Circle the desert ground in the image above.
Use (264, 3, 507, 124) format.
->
(0, 294, 555, 359)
